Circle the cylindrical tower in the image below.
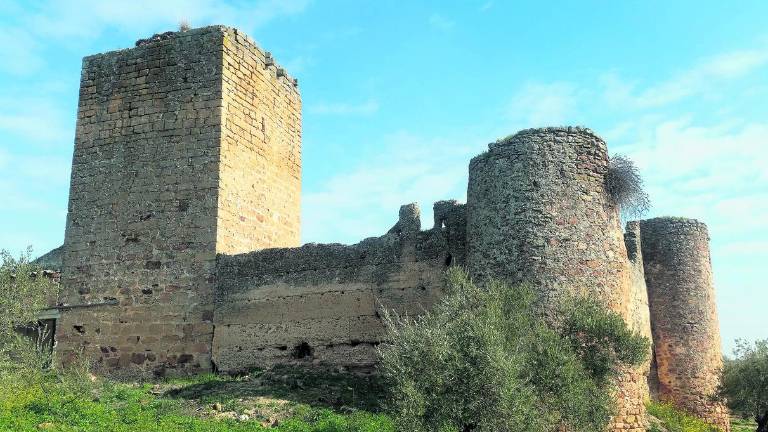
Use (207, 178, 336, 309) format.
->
(466, 127, 631, 309)
(466, 127, 645, 431)
(640, 217, 730, 431)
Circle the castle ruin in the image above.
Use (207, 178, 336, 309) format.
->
(43, 26, 729, 431)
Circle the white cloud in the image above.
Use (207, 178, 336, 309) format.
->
(0, 102, 73, 146)
(479, 2, 494, 12)
(428, 14, 455, 31)
(601, 44, 768, 109)
(302, 131, 480, 244)
(308, 99, 379, 115)
(507, 82, 581, 127)
(0, 0, 310, 74)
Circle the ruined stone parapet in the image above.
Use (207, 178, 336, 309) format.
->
(466, 127, 644, 431)
(640, 217, 730, 431)
(213, 203, 461, 373)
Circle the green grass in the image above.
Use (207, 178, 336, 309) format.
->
(730, 417, 758, 432)
(647, 401, 721, 432)
(0, 367, 393, 432)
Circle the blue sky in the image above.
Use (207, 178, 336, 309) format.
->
(0, 0, 766, 353)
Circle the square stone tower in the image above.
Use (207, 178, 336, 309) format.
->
(56, 26, 301, 373)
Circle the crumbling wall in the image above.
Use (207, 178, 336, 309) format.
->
(57, 25, 302, 374)
(465, 127, 645, 432)
(212, 202, 465, 373)
(640, 217, 730, 431)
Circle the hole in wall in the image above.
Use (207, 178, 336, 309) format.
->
(292, 342, 313, 359)
(73, 325, 85, 335)
(444, 254, 453, 267)
(141, 288, 153, 295)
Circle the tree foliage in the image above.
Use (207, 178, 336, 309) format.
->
(718, 339, 768, 423)
(0, 248, 57, 372)
(378, 268, 649, 432)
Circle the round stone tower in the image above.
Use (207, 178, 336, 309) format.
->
(466, 127, 632, 309)
(640, 217, 730, 431)
(466, 127, 645, 431)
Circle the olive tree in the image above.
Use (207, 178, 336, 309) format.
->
(0, 248, 57, 372)
(378, 268, 649, 432)
(718, 339, 768, 431)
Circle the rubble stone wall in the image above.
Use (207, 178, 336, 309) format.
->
(57, 26, 301, 375)
(641, 217, 730, 431)
(465, 127, 646, 431)
(212, 202, 465, 373)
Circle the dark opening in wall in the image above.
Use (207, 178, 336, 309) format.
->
(292, 342, 313, 359)
(73, 325, 85, 334)
(444, 254, 453, 267)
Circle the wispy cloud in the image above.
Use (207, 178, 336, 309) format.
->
(0, 99, 73, 146)
(303, 131, 480, 244)
(479, 2, 494, 12)
(308, 99, 380, 116)
(0, 0, 311, 75)
(428, 13, 455, 31)
(602, 44, 768, 109)
(507, 82, 582, 127)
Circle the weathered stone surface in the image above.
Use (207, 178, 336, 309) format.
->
(465, 127, 646, 430)
(47, 24, 730, 432)
(641, 217, 730, 431)
(57, 25, 301, 375)
(212, 203, 461, 372)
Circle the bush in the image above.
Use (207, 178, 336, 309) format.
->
(378, 268, 649, 432)
(606, 154, 651, 219)
(0, 247, 57, 373)
(717, 339, 768, 427)
(647, 401, 721, 432)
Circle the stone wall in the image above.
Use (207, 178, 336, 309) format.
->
(640, 217, 730, 431)
(465, 127, 646, 431)
(56, 26, 301, 374)
(217, 28, 301, 254)
(48, 22, 731, 430)
(212, 202, 464, 373)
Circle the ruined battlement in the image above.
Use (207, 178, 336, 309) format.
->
(48, 26, 729, 431)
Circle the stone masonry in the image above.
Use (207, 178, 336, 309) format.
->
(466, 128, 648, 431)
(57, 26, 300, 374)
(45, 25, 729, 430)
(640, 218, 730, 431)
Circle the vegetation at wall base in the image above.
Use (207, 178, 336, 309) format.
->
(717, 338, 768, 429)
(646, 401, 721, 432)
(0, 367, 393, 432)
(378, 267, 649, 432)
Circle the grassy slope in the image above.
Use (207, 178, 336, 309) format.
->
(1, 366, 757, 432)
(0, 366, 393, 432)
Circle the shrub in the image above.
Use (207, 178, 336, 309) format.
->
(378, 268, 649, 432)
(647, 401, 721, 432)
(0, 248, 57, 373)
(605, 154, 651, 219)
(717, 339, 768, 427)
